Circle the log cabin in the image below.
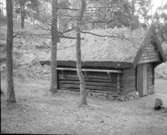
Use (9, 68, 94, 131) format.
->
(49, 27, 166, 97)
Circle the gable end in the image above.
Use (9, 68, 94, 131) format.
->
(137, 43, 161, 64)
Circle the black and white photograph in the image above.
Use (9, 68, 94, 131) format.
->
(0, 0, 167, 134)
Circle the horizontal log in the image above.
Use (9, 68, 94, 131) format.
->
(59, 77, 117, 83)
(59, 80, 117, 87)
(144, 51, 158, 55)
(141, 56, 159, 59)
(59, 74, 117, 81)
(59, 70, 118, 76)
(59, 75, 116, 81)
(142, 51, 159, 55)
(141, 53, 159, 57)
(139, 59, 159, 64)
(59, 84, 116, 91)
(59, 77, 117, 82)
(56, 61, 133, 69)
(59, 81, 117, 87)
(57, 67, 122, 73)
(143, 47, 157, 51)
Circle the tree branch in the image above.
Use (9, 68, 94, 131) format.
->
(60, 27, 76, 34)
(60, 35, 77, 39)
(58, 7, 79, 11)
(80, 31, 128, 40)
(60, 35, 84, 40)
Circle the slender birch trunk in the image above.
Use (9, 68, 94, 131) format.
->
(76, 0, 87, 106)
(6, 0, 16, 103)
(0, 70, 2, 94)
(50, 0, 58, 93)
(20, 2, 25, 29)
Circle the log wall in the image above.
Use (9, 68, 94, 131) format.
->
(58, 70, 121, 94)
(120, 68, 136, 94)
(57, 65, 155, 96)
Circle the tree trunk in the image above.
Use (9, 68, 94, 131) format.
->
(76, 0, 87, 106)
(76, 31, 87, 106)
(50, 0, 58, 93)
(0, 70, 2, 94)
(20, 1, 25, 29)
(6, 0, 16, 103)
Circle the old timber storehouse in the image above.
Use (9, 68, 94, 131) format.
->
(47, 28, 166, 97)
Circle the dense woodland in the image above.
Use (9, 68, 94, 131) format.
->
(0, 0, 167, 105)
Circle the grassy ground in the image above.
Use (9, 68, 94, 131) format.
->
(1, 78, 167, 135)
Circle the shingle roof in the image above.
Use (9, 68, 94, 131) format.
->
(57, 27, 146, 63)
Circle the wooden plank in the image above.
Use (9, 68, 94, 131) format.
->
(59, 73, 118, 81)
(142, 64, 148, 96)
(56, 61, 133, 69)
(117, 74, 120, 93)
(59, 81, 117, 87)
(147, 64, 154, 94)
(59, 84, 116, 91)
(59, 78, 117, 83)
(137, 64, 152, 97)
(140, 55, 159, 59)
(59, 75, 117, 82)
(56, 67, 122, 73)
(138, 59, 160, 65)
(137, 64, 144, 96)
(57, 67, 124, 93)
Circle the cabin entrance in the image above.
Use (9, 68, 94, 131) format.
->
(137, 63, 154, 97)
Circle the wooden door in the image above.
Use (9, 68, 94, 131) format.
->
(147, 64, 154, 94)
(137, 64, 149, 97)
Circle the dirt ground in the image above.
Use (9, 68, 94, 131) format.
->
(1, 78, 167, 135)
